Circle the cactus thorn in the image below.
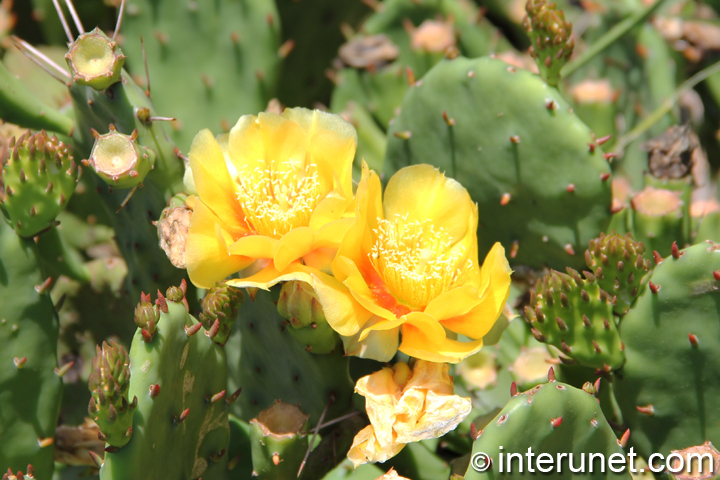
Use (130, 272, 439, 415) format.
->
(13, 357, 27, 368)
(653, 250, 663, 264)
(500, 193, 511, 205)
(393, 131, 412, 140)
(470, 422, 479, 440)
(34, 276, 52, 294)
(618, 429, 630, 449)
(228, 454, 241, 470)
(649, 281, 660, 294)
(603, 153, 617, 161)
(596, 135, 612, 145)
(442, 111, 455, 126)
(54, 361, 74, 377)
(38, 437, 54, 448)
(406, 67, 416, 86)
(636, 404, 655, 416)
(551, 417, 563, 428)
(548, 367, 556, 382)
(205, 318, 221, 338)
(209, 390, 226, 403)
(561, 340, 572, 354)
(141, 328, 153, 342)
(88, 450, 103, 468)
(175, 408, 190, 423)
(155, 291, 168, 313)
(689, 333, 699, 347)
(226, 387, 242, 405)
(510, 135, 521, 144)
(556, 317, 568, 331)
(105, 446, 119, 453)
(564, 244, 575, 255)
(600, 172, 611, 182)
(592, 340, 602, 354)
(566, 183, 575, 193)
(184, 322, 202, 336)
(671, 241, 682, 259)
(150, 383, 161, 398)
(531, 327, 546, 343)
(510, 381, 518, 397)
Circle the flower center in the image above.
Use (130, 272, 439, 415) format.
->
(236, 159, 321, 239)
(369, 216, 470, 310)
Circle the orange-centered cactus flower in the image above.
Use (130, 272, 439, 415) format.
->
(184, 108, 357, 289)
(312, 164, 512, 363)
(348, 360, 471, 467)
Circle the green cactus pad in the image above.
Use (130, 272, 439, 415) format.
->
(88, 341, 136, 448)
(65, 28, 125, 91)
(465, 377, 630, 479)
(98, 290, 229, 479)
(385, 56, 612, 270)
(249, 400, 309, 479)
(1, 130, 79, 237)
(585, 232, 651, 315)
(0, 220, 62, 479)
(614, 242, 720, 459)
(525, 269, 625, 371)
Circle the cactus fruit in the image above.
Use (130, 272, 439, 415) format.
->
(98, 286, 230, 479)
(0, 130, 79, 237)
(384, 56, 612, 270)
(522, 0, 574, 87)
(0, 220, 62, 479)
(65, 27, 125, 91)
(84, 125, 155, 188)
(524, 269, 625, 371)
(199, 283, 243, 346)
(249, 400, 309, 479)
(614, 242, 720, 459)
(585, 232, 652, 315)
(87, 341, 136, 448)
(277, 280, 339, 354)
(464, 374, 630, 479)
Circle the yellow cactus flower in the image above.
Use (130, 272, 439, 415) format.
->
(312, 164, 512, 363)
(348, 360, 471, 467)
(184, 108, 357, 289)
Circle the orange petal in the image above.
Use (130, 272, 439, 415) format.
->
(186, 199, 253, 288)
(188, 129, 246, 233)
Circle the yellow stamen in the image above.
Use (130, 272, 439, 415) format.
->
(369, 216, 470, 309)
(236, 159, 321, 238)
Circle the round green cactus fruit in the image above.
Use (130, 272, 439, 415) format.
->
(0, 130, 79, 237)
(199, 284, 244, 346)
(84, 125, 155, 189)
(277, 280, 339, 354)
(65, 27, 126, 90)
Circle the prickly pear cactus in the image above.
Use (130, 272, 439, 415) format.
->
(385, 56, 612, 270)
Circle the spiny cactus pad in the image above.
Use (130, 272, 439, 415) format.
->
(525, 268, 625, 371)
(585, 232, 651, 315)
(614, 242, 720, 459)
(385, 56, 612, 270)
(465, 376, 630, 479)
(0, 130, 79, 237)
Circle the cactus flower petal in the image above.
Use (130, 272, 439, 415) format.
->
(315, 163, 512, 363)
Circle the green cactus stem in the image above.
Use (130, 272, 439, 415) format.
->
(65, 27, 125, 91)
